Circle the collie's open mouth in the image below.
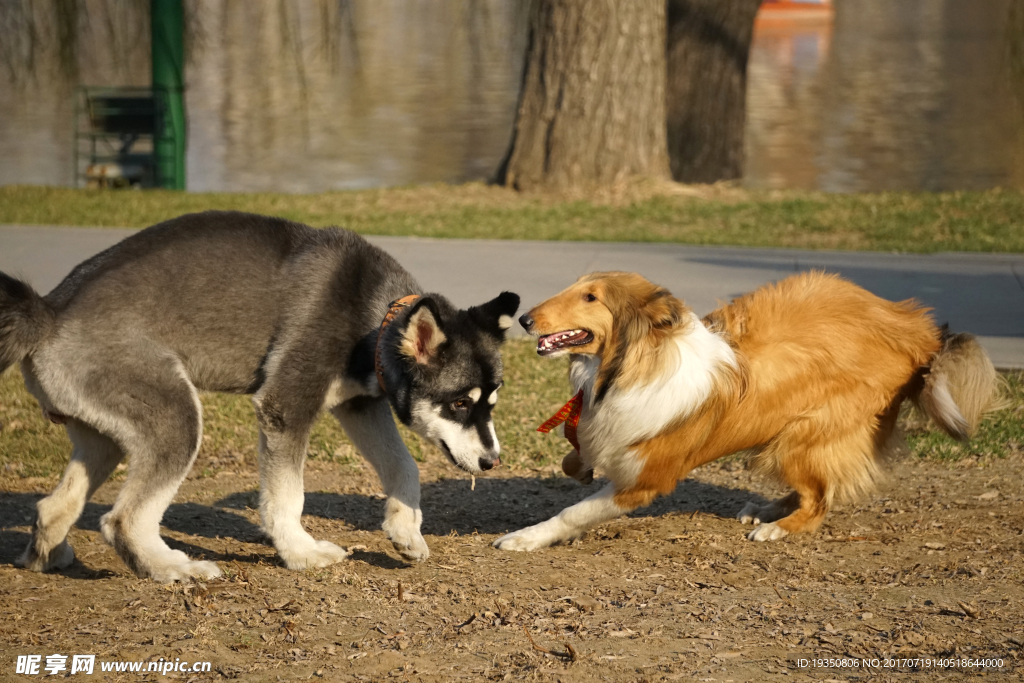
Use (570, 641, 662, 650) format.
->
(537, 329, 593, 356)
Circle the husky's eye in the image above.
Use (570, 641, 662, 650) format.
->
(451, 398, 471, 411)
(584, 293, 597, 302)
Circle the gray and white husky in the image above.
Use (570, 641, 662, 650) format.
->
(0, 211, 519, 581)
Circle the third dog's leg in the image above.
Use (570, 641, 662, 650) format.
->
(18, 420, 123, 572)
(333, 398, 428, 562)
(737, 491, 800, 527)
(494, 483, 627, 551)
(257, 427, 349, 569)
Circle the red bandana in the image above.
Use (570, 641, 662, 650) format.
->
(536, 389, 584, 452)
(375, 295, 421, 392)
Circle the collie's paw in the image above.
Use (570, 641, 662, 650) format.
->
(747, 522, 789, 542)
(493, 532, 534, 551)
(493, 525, 557, 552)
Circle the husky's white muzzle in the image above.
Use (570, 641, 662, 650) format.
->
(411, 400, 500, 474)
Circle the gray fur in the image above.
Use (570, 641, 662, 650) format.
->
(0, 272, 55, 372)
(3, 211, 518, 581)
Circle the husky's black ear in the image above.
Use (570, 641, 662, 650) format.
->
(469, 291, 520, 340)
(399, 298, 447, 365)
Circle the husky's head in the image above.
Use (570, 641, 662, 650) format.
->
(379, 291, 520, 474)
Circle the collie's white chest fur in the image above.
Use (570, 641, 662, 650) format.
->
(569, 313, 736, 487)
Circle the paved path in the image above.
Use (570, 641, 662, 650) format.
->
(2, 224, 1023, 368)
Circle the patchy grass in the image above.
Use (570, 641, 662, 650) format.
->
(0, 368, 69, 479)
(2, 341, 1020, 484)
(2, 183, 1024, 252)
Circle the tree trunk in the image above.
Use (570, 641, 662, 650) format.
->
(496, 0, 670, 191)
(666, 0, 761, 183)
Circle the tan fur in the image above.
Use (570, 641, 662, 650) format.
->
(918, 332, 1003, 439)
(527, 271, 1003, 538)
(399, 307, 446, 364)
(528, 272, 688, 398)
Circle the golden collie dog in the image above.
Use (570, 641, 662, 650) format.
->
(494, 271, 1000, 550)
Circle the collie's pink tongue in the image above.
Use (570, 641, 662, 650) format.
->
(537, 329, 589, 352)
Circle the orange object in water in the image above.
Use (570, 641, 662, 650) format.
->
(756, 0, 833, 27)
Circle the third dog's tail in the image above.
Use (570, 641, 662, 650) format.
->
(0, 272, 55, 374)
(913, 331, 1004, 441)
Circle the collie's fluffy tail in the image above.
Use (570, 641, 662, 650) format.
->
(914, 331, 1002, 440)
(0, 272, 55, 373)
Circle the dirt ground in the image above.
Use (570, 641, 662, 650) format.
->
(1, 446, 1022, 682)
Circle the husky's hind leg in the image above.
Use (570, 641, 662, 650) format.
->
(18, 420, 123, 572)
(92, 355, 220, 581)
(333, 397, 428, 562)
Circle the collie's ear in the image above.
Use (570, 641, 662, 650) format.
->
(399, 299, 447, 365)
(469, 291, 521, 341)
(643, 289, 685, 329)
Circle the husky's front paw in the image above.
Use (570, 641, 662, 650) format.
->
(383, 518, 429, 562)
(493, 524, 559, 552)
(382, 500, 428, 561)
(147, 559, 223, 583)
(747, 522, 789, 542)
(131, 548, 224, 582)
(279, 539, 350, 570)
(389, 534, 429, 562)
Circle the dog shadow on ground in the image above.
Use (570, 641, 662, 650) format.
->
(212, 475, 767, 538)
(0, 476, 769, 576)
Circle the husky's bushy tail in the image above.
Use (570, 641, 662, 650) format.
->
(0, 272, 55, 373)
(914, 330, 1004, 441)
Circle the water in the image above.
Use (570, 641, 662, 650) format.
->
(746, 0, 1024, 192)
(1, 0, 1021, 194)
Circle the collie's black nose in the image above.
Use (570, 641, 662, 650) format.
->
(478, 456, 499, 471)
(519, 313, 534, 331)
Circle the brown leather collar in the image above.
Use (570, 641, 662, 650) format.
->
(375, 295, 421, 393)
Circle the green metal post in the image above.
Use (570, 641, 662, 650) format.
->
(152, 0, 185, 190)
